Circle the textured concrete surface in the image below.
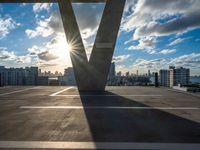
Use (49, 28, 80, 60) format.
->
(0, 86, 200, 149)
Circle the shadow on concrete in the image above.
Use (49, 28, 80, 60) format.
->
(79, 91, 200, 143)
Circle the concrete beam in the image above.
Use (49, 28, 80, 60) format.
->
(59, 0, 125, 91)
(58, 0, 89, 91)
(0, 0, 106, 3)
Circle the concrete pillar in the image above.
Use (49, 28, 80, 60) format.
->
(58, 0, 125, 91)
(155, 72, 159, 87)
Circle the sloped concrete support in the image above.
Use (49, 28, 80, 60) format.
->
(58, 0, 125, 91)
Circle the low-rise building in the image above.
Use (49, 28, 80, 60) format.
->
(58, 67, 76, 85)
(0, 66, 38, 86)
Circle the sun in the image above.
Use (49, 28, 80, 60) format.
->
(55, 36, 72, 59)
(66, 42, 72, 52)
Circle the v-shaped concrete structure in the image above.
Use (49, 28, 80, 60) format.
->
(59, 0, 125, 91)
(1, 0, 126, 91)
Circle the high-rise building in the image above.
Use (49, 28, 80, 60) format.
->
(108, 62, 115, 79)
(107, 62, 116, 85)
(160, 66, 190, 87)
(155, 72, 159, 87)
(169, 69, 174, 87)
(174, 67, 190, 86)
(136, 70, 138, 77)
(148, 70, 151, 77)
(116, 71, 122, 77)
(159, 69, 170, 87)
(126, 71, 129, 77)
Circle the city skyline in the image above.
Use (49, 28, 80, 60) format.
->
(0, 0, 200, 75)
(2, 64, 199, 77)
(2, 64, 200, 87)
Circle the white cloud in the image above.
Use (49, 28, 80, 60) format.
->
(0, 47, 16, 60)
(115, 58, 167, 75)
(0, 34, 71, 72)
(21, 3, 27, 6)
(127, 37, 157, 51)
(25, 19, 54, 38)
(0, 34, 71, 70)
(0, 16, 20, 39)
(133, 58, 167, 69)
(38, 51, 58, 61)
(195, 38, 200, 42)
(124, 0, 138, 13)
(27, 45, 40, 55)
(27, 35, 64, 61)
(170, 53, 200, 66)
(0, 47, 32, 64)
(26, 34, 72, 71)
(25, 10, 64, 39)
(123, 0, 200, 34)
(115, 64, 131, 74)
(27, 3, 105, 42)
(16, 55, 32, 64)
(81, 27, 98, 40)
(33, 3, 53, 13)
(122, 0, 200, 52)
(124, 38, 135, 45)
(113, 55, 130, 63)
(25, 4, 106, 64)
(170, 53, 200, 75)
(169, 38, 187, 46)
(117, 53, 200, 75)
(159, 49, 176, 54)
(73, 3, 105, 41)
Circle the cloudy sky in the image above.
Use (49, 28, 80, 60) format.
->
(0, 0, 200, 75)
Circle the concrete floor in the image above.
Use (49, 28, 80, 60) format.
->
(0, 86, 199, 149)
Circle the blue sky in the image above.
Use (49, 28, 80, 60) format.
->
(0, 0, 200, 75)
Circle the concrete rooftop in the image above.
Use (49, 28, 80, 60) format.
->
(0, 86, 200, 149)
